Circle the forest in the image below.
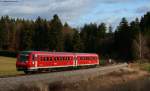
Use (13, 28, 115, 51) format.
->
(0, 12, 150, 62)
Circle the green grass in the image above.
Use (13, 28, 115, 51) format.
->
(140, 63, 150, 72)
(0, 56, 23, 77)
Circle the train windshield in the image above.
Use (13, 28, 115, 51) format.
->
(19, 54, 28, 62)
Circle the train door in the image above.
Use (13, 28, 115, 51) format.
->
(35, 55, 38, 68)
(32, 54, 38, 69)
(74, 54, 78, 66)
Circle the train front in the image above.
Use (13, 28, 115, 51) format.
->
(16, 51, 31, 72)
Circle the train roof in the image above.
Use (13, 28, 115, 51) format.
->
(19, 51, 98, 56)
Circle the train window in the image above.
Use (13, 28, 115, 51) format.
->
(92, 57, 94, 60)
(83, 57, 86, 60)
(80, 57, 82, 60)
(45, 57, 48, 61)
(66, 57, 70, 60)
(32, 55, 34, 61)
(40, 57, 43, 61)
(54, 57, 57, 61)
(49, 57, 52, 61)
(43, 57, 44, 61)
(84, 57, 86, 60)
(89, 57, 91, 60)
(46, 57, 49, 61)
(57, 57, 59, 61)
(62, 57, 65, 60)
(60, 57, 63, 61)
(81, 57, 83, 60)
(86, 57, 88, 60)
(68, 57, 70, 60)
(43, 57, 45, 61)
(19, 54, 29, 62)
(65, 57, 67, 60)
(54, 57, 59, 61)
(95, 57, 97, 60)
(66, 57, 68, 60)
(70, 57, 72, 60)
(64, 57, 66, 60)
(87, 57, 89, 60)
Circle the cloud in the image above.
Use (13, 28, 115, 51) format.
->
(135, 5, 150, 14)
(0, 0, 92, 19)
(0, 0, 149, 27)
(100, 0, 134, 4)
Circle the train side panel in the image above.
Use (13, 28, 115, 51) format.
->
(31, 52, 74, 69)
(76, 54, 99, 66)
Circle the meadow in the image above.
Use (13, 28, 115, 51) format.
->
(0, 56, 23, 77)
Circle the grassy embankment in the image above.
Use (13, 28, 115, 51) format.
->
(0, 56, 23, 77)
(12, 66, 150, 91)
(139, 63, 150, 72)
(130, 60, 150, 72)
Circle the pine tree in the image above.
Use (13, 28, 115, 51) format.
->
(33, 16, 49, 50)
(20, 30, 33, 50)
(114, 17, 132, 60)
(109, 25, 113, 33)
(80, 23, 98, 52)
(98, 23, 106, 38)
(72, 30, 83, 52)
(130, 18, 141, 59)
(48, 14, 63, 51)
(64, 34, 73, 52)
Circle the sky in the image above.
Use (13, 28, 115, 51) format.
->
(0, 0, 150, 29)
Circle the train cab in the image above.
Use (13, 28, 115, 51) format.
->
(16, 51, 33, 72)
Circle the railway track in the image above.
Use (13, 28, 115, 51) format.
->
(0, 63, 128, 91)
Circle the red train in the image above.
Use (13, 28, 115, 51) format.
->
(16, 51, 99, 73)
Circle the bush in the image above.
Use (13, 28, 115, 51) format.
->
(0, 50, 18, 57)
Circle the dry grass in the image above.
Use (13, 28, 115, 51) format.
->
(15, 78, 150, 91)
(0, 56, 23, 77)
(12, 67, 150, 91)
(106, 77, 150, 91)
(139, 63, 150, 72)
(129, 62, 150, 72)
(14, 83, 49, 91)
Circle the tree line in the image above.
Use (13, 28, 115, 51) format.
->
(0, 12, 150, 61)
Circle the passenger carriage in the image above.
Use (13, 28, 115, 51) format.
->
(16, 51, 99, 73)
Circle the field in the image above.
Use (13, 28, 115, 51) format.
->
(0, 56, 23, 77)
